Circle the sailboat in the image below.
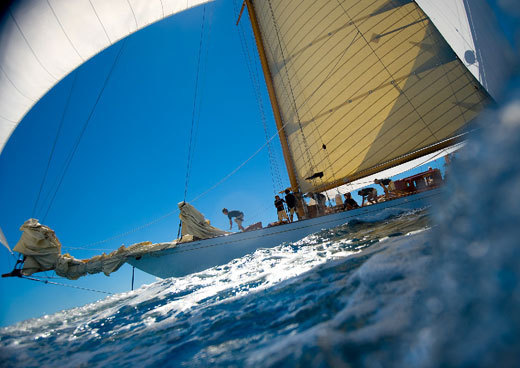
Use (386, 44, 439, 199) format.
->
(0, 0, 508, 280)
(127, 0, 492, 278)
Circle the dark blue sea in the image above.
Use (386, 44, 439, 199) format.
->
(2, 89, 520, 367)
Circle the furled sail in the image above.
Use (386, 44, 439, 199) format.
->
(11, 203, 228, 280)
(250, 0, 490, 193)
(0, 0, 213, 156)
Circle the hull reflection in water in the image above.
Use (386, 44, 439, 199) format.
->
(128, 189, 441, 278)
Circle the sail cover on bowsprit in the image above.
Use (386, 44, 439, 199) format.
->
(252, 0, 490, 194)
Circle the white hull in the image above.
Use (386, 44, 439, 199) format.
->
(127, 189, 441, 278)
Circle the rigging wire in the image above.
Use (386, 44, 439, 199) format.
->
(40, 39, 128, 223)
(32, 70, 79, 218)
(59, 118, 456, 250)
(68, 122, 288, 250)
(189, 128, 283, 203)
(178, 4, 210, 239)
(266, 0, 317, 179)
(19, 275, 113, 295)
(335, 0, 440, 145)
(190, 3, 215, 182)
(68, 206, 180, 249)
(234, 0, 284, 194)
(182, 4, 208, 204)
(267, 2, 355, 189)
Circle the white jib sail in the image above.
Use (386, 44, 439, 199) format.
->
(0, 0, 213, 156)
(0, 225, 12, 253)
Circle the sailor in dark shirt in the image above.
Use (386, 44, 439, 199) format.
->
(222, 208, 245, 231)
(284, 189, 297, 222)
(343, 192, 360, 210)
(274, 195, 289, 222)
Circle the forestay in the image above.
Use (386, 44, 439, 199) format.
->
(252, 0, 490, 193)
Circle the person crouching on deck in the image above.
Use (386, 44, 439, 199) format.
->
(358, 187, 378, 206)
(374, 178, 398, 199)
(222, 208, 245, 231)
(274, 195, 289, 223)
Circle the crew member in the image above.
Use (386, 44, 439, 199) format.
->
(358, 187, 378, 206)
(343, 192, 360, 210)
(274, 195, 289, 223)
(222, 208, 245, 231)
(284, 189, 297, 222)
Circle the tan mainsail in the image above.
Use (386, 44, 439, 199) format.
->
(251, 0, 489, 193)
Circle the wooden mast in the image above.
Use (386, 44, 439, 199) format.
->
(244, 0, 301, 198)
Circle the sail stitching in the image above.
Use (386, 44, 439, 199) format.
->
(0, 63, 34, 106)
(8, 9, 58, 81)
(247, 26, 285, 192)
(46, 0, 84, 61)
(283, 26, 362, 186)
(308, 0, 441, 183)
(264, 0, 332, 181)
(415, 6, 471, 127)
(371, 2, 442, 141)
(265, 1, 405, 187)
(87, 0, 112, 44)
(321, 65, 475, 178)
(265, 1, 355, 188)
(265, 0, 318, 185)
(125, 0, 140, 29)
(234, 0, 284, 193)
(318, 63, 463, 168)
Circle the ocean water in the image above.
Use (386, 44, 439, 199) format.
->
(2, 98, 520, 367)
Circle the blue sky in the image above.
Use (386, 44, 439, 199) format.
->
(0, 0, 516, 326)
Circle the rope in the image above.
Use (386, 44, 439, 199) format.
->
(182, 4, 207, 204)
(189, 128, 282, 203)
(60, 133, 453, 251)
(335, 1, 440, 144)
(32, 70, 79, 218)
(67, 125, 286, 250)
(20, 275, 113, 295)
(178, 4, 212, 239)
(41, 39, 128, 223)
(234, 0, 284, 194)
(69, 206, 180, 249)
(266, 0, 317, 178)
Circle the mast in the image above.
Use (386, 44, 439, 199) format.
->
(244, 0, 300, 194)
